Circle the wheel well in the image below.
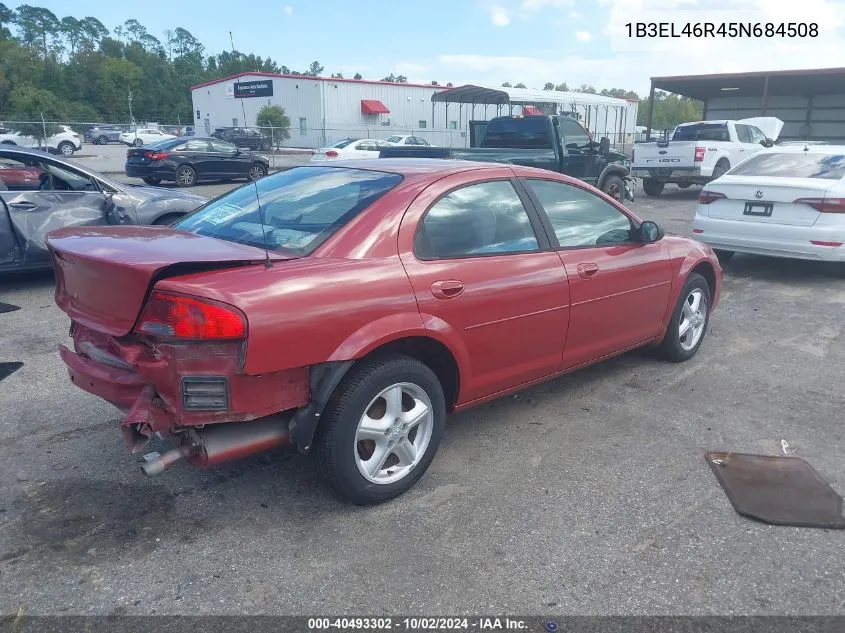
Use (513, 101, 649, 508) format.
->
(691, 261, 716, 298)
(715, 157, 730, 167)
(363, 337, 460, 411)
(153, 212, 184, 226)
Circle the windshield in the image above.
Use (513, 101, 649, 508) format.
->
(672, 123, 730, 142)
(329, 138, 357, 149)
(728, 152, 845, 180)
(173, 166, 403, 255)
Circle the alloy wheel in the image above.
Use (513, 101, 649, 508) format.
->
(679, 288, 708, 351)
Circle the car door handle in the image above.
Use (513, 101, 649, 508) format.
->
(431, 280, 464, 299)
(577, 263, 599, 279)
(8, 201, 37, 210)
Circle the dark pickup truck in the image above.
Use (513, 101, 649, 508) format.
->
(380, 115, 634, 202)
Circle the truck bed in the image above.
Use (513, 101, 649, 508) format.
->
(379, 145, 558, 171)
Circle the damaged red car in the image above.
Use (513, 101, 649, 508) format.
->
(47, 159, 722, 504)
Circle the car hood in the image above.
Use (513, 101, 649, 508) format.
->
(737, 117, 784, 140)
(124, 185, 209, 204)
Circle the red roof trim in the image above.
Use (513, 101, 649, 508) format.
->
(361, 99, 390, 115)
(190, 71, 442, 91)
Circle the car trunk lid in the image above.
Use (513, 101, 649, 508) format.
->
(47, 226, 293, 337)
(702, 176, 834, 226)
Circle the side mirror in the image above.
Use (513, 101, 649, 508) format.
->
(761, 138, 774, 147)
(638, 220, 663, 243)
(599, 137, 610, 155)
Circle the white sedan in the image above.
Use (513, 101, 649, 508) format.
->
(691, 145, 845, 273)
(311, 138, 394, 161)
(384, 135, 435, 147)
(120, 128, 177, 147)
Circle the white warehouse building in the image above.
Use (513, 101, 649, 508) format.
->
(190, 72, 638, 149)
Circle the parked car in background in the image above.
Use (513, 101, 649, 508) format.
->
(85, 125, 127, 145)
(692, 145, 845, 275)
(384, 135, 435, 147)
(631, 118, 783, 196)
(47, 159, 721, 504)
(120, 128, 177, 147)
(380, 115, 634, 202)
(0, 124, 83, 156)
(124, 136, 270, 187)
(212, 127, 270, 150)
(311, 138, 399, 162)
(0, 146, 207, 274)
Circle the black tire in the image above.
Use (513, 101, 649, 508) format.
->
(714, 249, 734, 264)
(314, 354, 446, 505)
(642, 179, 665, 197)
(602, 175, 625, 202)
(57, 141, 75, 157)
(133, 138, 144, 147)
(176, 165, 196, 187)
(153, 213, 183, 226)
(711, 160, 730, 180)
(142, 177, 161, 185)
(656, 272, 712, 362)
(248, 162, 268, 181)
(97, 135, 109, 145)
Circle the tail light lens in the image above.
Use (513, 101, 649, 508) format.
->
(145, 151, 169, 161)
(694, 147, 706, 162)
(136, 291, 247, 340)
(699, 190, 726, 204)
(793, 198, 845, 213)
(325, 150, 339, 157)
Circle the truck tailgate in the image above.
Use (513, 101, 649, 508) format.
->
(633, 142, 697, 169)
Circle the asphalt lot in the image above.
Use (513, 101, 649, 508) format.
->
(1, 184, 844, 616)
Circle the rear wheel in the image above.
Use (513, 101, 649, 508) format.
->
(657, 273, 712, 362)
(314, 354, 446, 505)
(711, 159, 730, 180)
(642, 179, 665, 197)
(142, 177, 161, 185)
(248, 163, 268, 181)
(176, 165, 196, 187)
(602, 175, 625, 202)
(97, 135, 109, 145)
(58, 141, 75, 157)
(714, 249, 734, 264)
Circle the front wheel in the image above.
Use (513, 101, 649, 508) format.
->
(97, 135, 109, 145)
(142, 177, 161, 185)
(601, 175, 625, 202)
(134, 139, 143, 147)
(314, 354, 446, 505)
(58, 141, 75, 157)
(656, 273, 712, 362)
(248, 163, 268, 181)
(176, 165, 196, 187)
(642, 178, 665, 197)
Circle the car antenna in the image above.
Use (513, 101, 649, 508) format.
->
(253, 179, 273, 269)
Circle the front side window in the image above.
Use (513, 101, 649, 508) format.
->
(735, 124, 752, 143)
(173, 167, 402, 256)
(415, 180, 539, 259)
(560, 119, 592, 150)
(526, 179, 634, 248)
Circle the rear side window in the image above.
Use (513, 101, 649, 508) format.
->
(174, 167, 402, 255)
(415, 180, 539, 259)
(728, 152, 845, 180)
(481, 118, 551, 149)
(672, 124, 730, 142)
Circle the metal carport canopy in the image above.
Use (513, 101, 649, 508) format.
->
(431, 85, 510, 104)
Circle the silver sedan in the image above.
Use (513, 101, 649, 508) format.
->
(0, 146, 208, 274)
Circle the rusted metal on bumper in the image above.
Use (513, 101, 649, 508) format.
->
(59, 323, 312, 453)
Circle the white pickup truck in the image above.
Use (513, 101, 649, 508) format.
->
(631, 117, 784, 197)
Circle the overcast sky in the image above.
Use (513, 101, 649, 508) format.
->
(7, 0, 845, 96)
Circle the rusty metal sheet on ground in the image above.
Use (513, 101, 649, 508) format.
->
(706, 452, 845, 529)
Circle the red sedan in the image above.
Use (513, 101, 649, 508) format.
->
(47, 159, 722, 504)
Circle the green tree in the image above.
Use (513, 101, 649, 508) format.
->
(256, 104, 291, 148)
(554, 82, 569, 91)
(576, 84, 597, 93)
(353, 72, 362, 80)
(514, 82, 526, 88)
(305, 60, 323, 76)
(637, 90, 703, 130)
(396, 75, 407, 83)
(6, 83, 64, 144)
(14, 4, 60, 59)
(501, 81, 512, 87)
(381, 73, 396, 82)
(0, 2, 13, 38)
(543, 82, 554, 90)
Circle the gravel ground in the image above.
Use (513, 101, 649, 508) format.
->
(1, 184, 844, 617)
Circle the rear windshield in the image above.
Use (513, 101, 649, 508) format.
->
(728, 152, 845, 180)
(173, 167, 403, 255)
(330, 139, 357, 149)
(386, 136, 403, 143)
(481, 118, 551, 149)
(672, 123, 730, 142)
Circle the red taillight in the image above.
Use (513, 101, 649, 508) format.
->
(325, 150, 339, 157)
(793, 198, 845, 213)
(692, 228, 704, 233)
(699, 190, 726, 204)
(694, 147, 706, 162)
(145, 151, 169, 161)
(810, 240, 843, 247)
(136, 291, 246, 340)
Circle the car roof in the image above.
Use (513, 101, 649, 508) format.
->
(309, 157, 535, 177)
(756, 144, 845, 155)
